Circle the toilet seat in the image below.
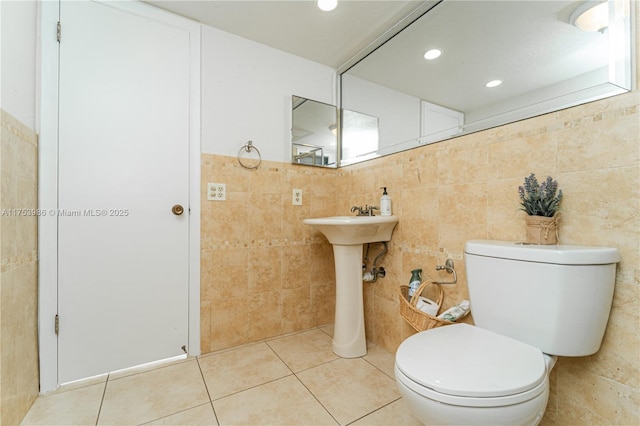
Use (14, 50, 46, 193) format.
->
(395, 323, 547, 407)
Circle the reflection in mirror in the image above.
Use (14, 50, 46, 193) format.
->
(291, 96, 338, 168)
(340, 0, 632, 165)
(340, 109, 379, 166)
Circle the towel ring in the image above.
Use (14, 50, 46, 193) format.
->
(237, 140, 262, 170)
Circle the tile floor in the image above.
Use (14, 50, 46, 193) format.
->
(21, 325, 422, 426)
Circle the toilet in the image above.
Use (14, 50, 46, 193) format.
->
(395, 240, 620, 426)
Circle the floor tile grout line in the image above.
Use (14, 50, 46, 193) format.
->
(264, 339, 297, 375)
(290, 355, 343, 375)
(195, 357, 214, 402)
(264, 323, 333, 343)
(265, 328, 400, 426)
(265, 330, 397, 425)
(292, 356, 400, 426)
(361, 356, 396, 381)
(199, 323, 333, 360)
(195, 357, 220, 425)
(199, 339, 272, 360)
(317, 324, 334, 339)
(203, 335, 341, 406)
(136, 402, 214, 426)
(265, 326, 342, 374)
(343, 396, 403, 426)
(209, 372, 297, 403)
(290, 372, 341, 426)
(198, 339, 298, 404)
(96, 359, 213, 426)
(268, 338, 352, 426)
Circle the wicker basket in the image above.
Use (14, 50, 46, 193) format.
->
(399, 280, 454, 332)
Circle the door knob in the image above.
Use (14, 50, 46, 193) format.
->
(172, 204, 184, 216)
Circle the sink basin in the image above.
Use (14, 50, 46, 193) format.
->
(303, 215, 398, 245)
(303, 215, 399, 358)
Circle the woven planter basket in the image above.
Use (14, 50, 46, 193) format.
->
(525, 215, 559, 245)
(399, 280, 454, 332)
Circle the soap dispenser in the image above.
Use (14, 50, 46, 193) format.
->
(380, 187, 392, 216)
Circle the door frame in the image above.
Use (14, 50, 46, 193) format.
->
(38, 0, 201, 393)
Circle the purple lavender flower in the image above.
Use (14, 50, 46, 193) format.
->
(519, 173, 562, 217)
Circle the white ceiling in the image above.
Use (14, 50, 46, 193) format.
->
(143, 0, 425, 69)
(143, 0, 612, 117)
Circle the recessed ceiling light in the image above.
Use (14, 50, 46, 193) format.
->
(423, 49, 442, 60)
(317, 0, 338, 12)
(485, 80, 502, 88)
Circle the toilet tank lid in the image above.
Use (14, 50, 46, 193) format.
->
(465, 240, 620, 265)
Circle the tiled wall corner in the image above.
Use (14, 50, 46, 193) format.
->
(200, 155, 337, 352)
(0, 109, 39, 426)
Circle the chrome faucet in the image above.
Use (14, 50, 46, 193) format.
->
(351, 205, 379, 216)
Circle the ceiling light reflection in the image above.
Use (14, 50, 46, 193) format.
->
(423, 49, 442, 60)
(317, 0, 338, 12)
(570, 1, 608, 33)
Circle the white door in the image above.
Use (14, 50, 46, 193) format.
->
(57, 0, 191, 383)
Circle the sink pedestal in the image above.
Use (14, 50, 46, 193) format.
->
(302, 215, 398, 358)
(332, 244, 367, 357)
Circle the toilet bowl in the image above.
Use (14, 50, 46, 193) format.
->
(395, 324, 555, 426)
(394, 240, 619, 425)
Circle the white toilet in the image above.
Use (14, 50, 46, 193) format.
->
(395, 240, 620, 426)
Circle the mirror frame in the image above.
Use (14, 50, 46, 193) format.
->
(291, 95, 339, 168)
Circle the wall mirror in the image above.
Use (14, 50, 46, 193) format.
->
(340, 0, 633, 165)
(291, 95, 338, 168)
(340, 109, 380, 166)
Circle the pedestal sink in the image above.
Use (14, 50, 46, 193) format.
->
(303, 215, 399, 357)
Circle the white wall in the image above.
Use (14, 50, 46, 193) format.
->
(0, 0, 38, 128)
(201, 25, 336, 163)
(341, 74, 420, 153)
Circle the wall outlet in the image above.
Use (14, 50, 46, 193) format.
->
(207, 183, 226, 201)
(292, 188, 302, 205)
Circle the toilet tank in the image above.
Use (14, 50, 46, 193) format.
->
(464, 240, 620, 356)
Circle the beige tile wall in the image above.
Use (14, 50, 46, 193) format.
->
(200, 154, 339, 352)
(0, 110, 39, 426)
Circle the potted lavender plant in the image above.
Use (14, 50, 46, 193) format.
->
(518, 173, 562, 244)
